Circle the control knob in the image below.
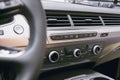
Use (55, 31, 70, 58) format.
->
(73, 49, 81, 58)
(48, 51, 60, 63)
(93, 45, 102, 55)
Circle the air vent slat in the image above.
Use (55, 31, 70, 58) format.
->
(103, 18, 120, 20)
(73, 20, 101, 23)
(46, 14, 71, 27)
(47, 20, 69, 23)
(47, 23, 71, 27)
(71, 15, 102, 26)
(104, 20, 120, 23)
(104, 23, 120, 25)
(74, 23, 103, 26)
(72, 17, 99, 19)
(102, 16, 120, 25)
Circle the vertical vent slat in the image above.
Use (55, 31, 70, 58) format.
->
(46, 14, 71, 27)
(71, 15, 103, 26)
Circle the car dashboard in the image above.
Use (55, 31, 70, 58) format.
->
(1, 0, 120, 80)
(43, 1, 120, 70)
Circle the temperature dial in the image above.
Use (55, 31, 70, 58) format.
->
(73, 49, 81, 58)
(93, 45, 102, 55)
(48, 51, 60, 63)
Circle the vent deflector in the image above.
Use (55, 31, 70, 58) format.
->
(71, 15, 103, 26)
(46, 14, 71, 27)
(101, 16, 120, 25)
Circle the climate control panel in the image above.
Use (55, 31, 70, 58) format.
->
(43, 42, 103, 70)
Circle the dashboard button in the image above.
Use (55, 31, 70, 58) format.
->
(0, 30, 4, 35)
(13, 25, 24, 34)
(74, 34, 79, 39)
(88, 33, 92, 37)
(64, 35, 70, 39)
(92, 33, 97, 36)
(69, 35, 74, 39)
(84, 34, 89, 37)
(100, 33, 108, 37)
(79, 34, 84, 38)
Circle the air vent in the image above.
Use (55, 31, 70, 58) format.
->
(102, 16, 120, 25)
(46, 14, 71, 27)
(71, 15, 103, 26)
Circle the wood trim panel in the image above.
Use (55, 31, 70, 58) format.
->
(0, 38, 29, 47)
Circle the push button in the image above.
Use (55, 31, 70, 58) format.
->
(100, 33, 108, 37)
(92, 33, 97, 36)
(84, 34, 89, 37)
(89, 33, 93, 37)
(13, 25, 24, 34)
(78, 34, 84, 38)
(63, 35, 70, 39)
(0, 30, 4, 35)
(74, 34, 79, 39)
(69, 35, 74, 39)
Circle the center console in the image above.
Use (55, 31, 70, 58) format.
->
(43, 42, 103, 70)
(40, 68, 114, 80)
(65, 70, 114, 80)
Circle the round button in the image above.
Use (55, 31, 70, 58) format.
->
(13, 25, 24, 34)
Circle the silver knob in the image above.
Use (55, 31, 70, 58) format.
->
(73, 49, 81, 58)
(93, 45, 102, 55)
(48, 51, 60, 63)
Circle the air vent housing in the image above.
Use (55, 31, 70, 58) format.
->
(102, 16, 120, 25)
(46, 14, 71, 27)
(46, 11, 120, 28)
(71, 15, 103, 26)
